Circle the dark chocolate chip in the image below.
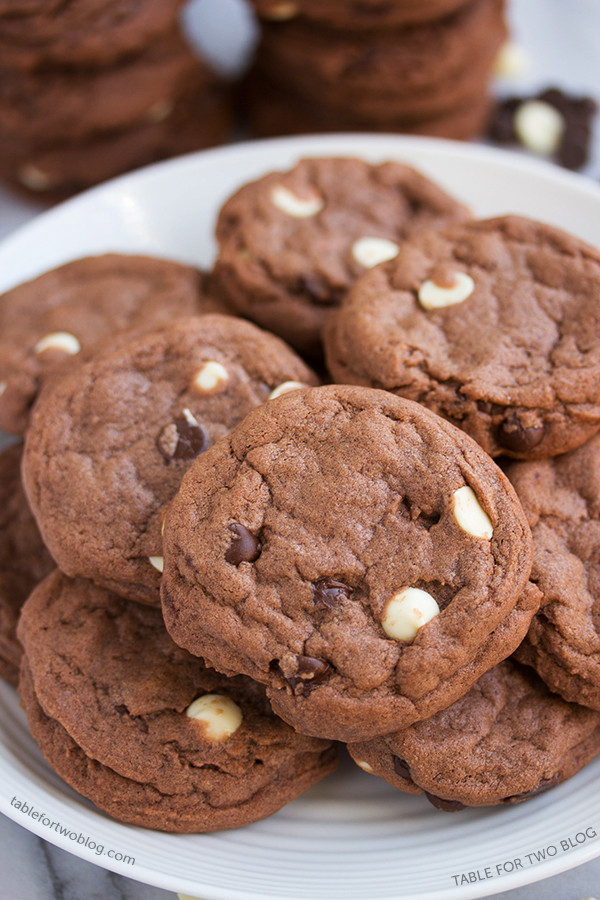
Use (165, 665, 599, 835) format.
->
(539, 87, 568, 113)
(503, 776, 559, 805)
(297, 275, 344, 307)
(313, 577, 352, 609)
(558, 123, 592, 170)
(225, 523, 262, 565)
(286, 655, 332, 692)
(393, 756, 412, 780)
(424, 792, 466, 812)
(157, 415, 208, 462)
(487, 98, 520, 143)
(496, 414, 544, 454)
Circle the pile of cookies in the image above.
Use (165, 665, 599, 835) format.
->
(3, 154, 600, 829)
(244, 0, 507, 140)
(0, 0, 231, 199)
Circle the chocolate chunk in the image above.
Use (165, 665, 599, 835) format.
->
(496, 414, 544, 454)
(312, 577, 352, 609)
(489, 88, 597, 171)
(504, 776, 559, 805)
(157, 415, 208, 462)
(225, 523, 262, 565)
(487, 97, 520, 143)
(424, 792, 466, 812)
(286, 655, 332, 692)
(558, 122, 591, 170)
(393, 756, 412, 780)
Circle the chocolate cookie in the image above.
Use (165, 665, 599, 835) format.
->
(212, 157, 469, 356)
(0, 29, 207, 143)
(250, 0, 474, 29)
(348, 659, 600, 809)
(18, 572, 336, 832)
(161, 384, 539, 742)
(22, 315, 317, 605)
(507, 434, 600, 709)
(244, 69, 493, 142)
(325, 215, 600, 460)
(0, 443, 53, 685)
(255, 0, 505, 123)
(0, 253, 215, 435)
(0, 0, 185, 70)
(0, 79, 231, 202)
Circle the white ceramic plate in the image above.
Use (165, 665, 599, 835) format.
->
(2, 134, 600, 900)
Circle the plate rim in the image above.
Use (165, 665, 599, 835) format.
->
(3, 132, 600, 900)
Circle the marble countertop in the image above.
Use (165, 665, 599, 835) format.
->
(2, 0, 600, 897)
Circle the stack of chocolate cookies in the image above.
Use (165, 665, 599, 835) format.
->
(4, 154, 600, 829)
(0, 0, 231, 199)
(244, 0, 507, 140)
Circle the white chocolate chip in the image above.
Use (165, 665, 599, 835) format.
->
(381, 588, 440, 642)
(192, 361, 229, 394)
(182, 407, 200, 426)
(34, 332, 81, 355)
(356, 760, 374, 773)
(18, 163, 54, 191)
(148, 556, 164, 573)
(418, 271, 474, 310)
(452, 486, 493, 540)
(270, 185, 324, 218)
(145, 98, 174, 123)
(186, 693, 243, 741)
(514, 100, 565, 156)
(351, 237, 399, 268)
(494, 42, 530, 80)
(0, 381, 6, 397)
(268, 380, 306, 400)
(263, 1, 298, 19)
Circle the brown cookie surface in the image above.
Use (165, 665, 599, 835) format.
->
(244, 71, 493, 143)
(0, 443, 53, 684)
(161, 384, 539, 742)
(254, 0, 505, 122)
(0, 254, 213, 435)
(507, 434, 600, 709)
(0, 29, 206, 143)
(18, 572, 336, 832)
(22, 315, 317, 604)
(348, 659, 600, 808)
(0, 81, 232, 201)
(0, 0, 185, 69)
(250, 0, 474, 28)
(212, 157, 469, 356)
(325, 215, 600, 459)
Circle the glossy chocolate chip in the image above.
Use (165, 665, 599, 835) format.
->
(393, 756, 412, 780)
(313, 577, 352, 609)
(286, 655, 332, 692)
(225, 523, 262, 565)
(424, 792, 466, 812)
(157, 416, 208, 462)
(504, 776, 559, 805)
(496, 414, 544, 454)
